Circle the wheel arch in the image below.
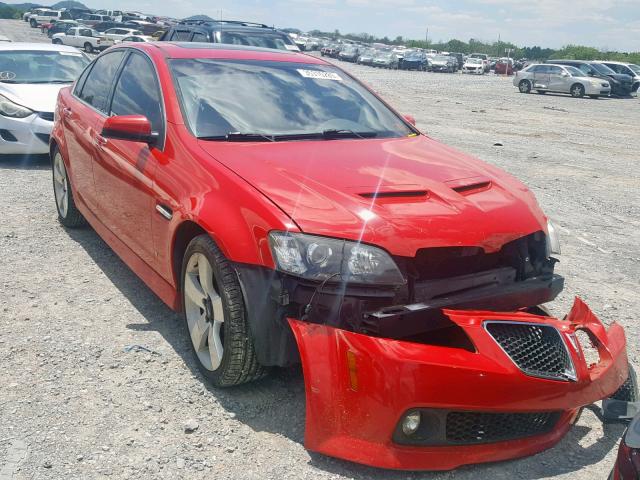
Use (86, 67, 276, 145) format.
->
(171, 219, 208, 295)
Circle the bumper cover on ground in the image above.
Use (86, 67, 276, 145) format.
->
(288, 297, 628, 470)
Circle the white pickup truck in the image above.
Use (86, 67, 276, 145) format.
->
(51, 27, 114, 53)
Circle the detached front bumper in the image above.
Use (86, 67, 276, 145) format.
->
(289, 297, 628, 470)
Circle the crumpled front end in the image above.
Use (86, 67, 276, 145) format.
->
(288, 297, 628, 471)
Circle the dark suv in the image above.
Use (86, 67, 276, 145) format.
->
(548, 60, 633, 96)
(159, 20, 300, 52)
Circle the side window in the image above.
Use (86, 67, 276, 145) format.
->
(534, 65, 549, 74)
(77, 51, 126, 113)
(73, 63, 92, 96)
(79, 28, 92, 37)
(578, 64, 591, 75)
(110, 53, 164, 147)
(171, 29, 191, 41)
(191, 31, 208, 42)
(548, 66, 562, 75)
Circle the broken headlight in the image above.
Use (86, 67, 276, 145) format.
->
(268, 231, 405, 285)
(546, 219, 561, 256)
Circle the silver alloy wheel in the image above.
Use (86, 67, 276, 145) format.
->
(184, 252, 225, 371)
(572, 85, 584, 97)
(53, 152, 69, 218)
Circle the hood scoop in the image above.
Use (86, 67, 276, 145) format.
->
(446, 177, 492, 196)
(358, 190, 428, 199)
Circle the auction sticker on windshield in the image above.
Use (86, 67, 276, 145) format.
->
(297, 69, 342, 81)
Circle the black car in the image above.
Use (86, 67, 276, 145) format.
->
(66, 8, 92, 20)
(46, 20, 77, 37)
(549, 60, 634, 96)
(159, 20, 299, 52)
(401, 51, 429, 71)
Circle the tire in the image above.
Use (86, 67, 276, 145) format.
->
(52, 147, 85, 228)
(609, 364, 638, 402)
(52, 38, 62, 44)
(30, 19, 37, 28)
(571, 83, 585, 98)
(518, 80, 532, 94)
(84, 42, 93, 53)
(181, 235, 265, 387)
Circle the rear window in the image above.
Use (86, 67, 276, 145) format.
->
(171, 30, 191, 41)
(218, 31, 297, 51)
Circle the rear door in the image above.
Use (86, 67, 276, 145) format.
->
(92, 51, 165, 267)
(532, 65, 550, 89)
(64, 50, 126, 213)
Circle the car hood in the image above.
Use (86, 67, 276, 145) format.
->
(0, 82, 68, 112)
(198, 135, 547, 257)
(607, 73, 632, 82)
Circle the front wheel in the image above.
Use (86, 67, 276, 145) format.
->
(181, 235, 265, 387)
(52, 148, 84, 228)
(30, 19, 37, 28)
(518, 80, 532, 93)
(52, 38, 62, 44)
(571, 83, 585, 98)
(84, 42, 93, 53)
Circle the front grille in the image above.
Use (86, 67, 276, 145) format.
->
(486, 322, 575, 381)
(446, 411, 561, 445)
(38, 112, 54, 121)
(0, 129, 18, 142)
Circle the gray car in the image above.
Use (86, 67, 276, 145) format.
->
(372, 51, 399, 69)
(514, 64, 611, 98)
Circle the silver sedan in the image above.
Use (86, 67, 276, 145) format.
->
(514, 64, 611, 98)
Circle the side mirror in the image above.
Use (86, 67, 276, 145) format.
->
(404, 114, 416, 126)
(102, 114, 158, 145)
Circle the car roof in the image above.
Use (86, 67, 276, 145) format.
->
(129, 41, 327, 64)
(0, 42, 82, 53)
(597, 60, 632, 66)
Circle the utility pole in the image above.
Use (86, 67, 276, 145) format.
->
(425, 27, 428, 45)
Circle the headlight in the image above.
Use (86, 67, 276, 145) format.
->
(268, 231, 405, 285)
(590, 80, 601, 87)
(546, 220, 561, 256)
(0, 94, 33, 118)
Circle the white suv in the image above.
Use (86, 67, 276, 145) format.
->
(29, 10, 62, 28)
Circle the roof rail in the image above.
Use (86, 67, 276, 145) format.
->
(178, 19, 271, 28)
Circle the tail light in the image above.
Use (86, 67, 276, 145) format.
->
(616, 440, 640, 479)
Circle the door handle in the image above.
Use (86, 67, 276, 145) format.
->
(93, 134, 107, 149)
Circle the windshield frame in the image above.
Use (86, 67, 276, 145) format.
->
(0, 49, 90, 84)
(169, 58, 418, 141)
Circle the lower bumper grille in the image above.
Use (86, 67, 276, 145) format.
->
(393, 408, 562, 446)
(35, 133, 50, 145)
(446, 411, 561, 445)
(485, 321, 575, 381)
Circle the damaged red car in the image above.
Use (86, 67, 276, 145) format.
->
(50, 42, 633, 471)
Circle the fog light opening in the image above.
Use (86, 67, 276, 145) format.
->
(402, 411, 421, 436)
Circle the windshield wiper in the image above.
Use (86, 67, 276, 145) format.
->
(199, 130, 379, 142)
(321, 129, 378, 139)
(27, 80, 74, 84)
(199, 132, 276, 142)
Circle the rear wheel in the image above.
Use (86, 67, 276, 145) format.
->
(571, 83, 585, 98)
(52, 38, 62, 44)
(84, 42, 93, 53)
(30, 19, 37, 28)
(181, 235, 265, 387)
(519, 80, 532, 93)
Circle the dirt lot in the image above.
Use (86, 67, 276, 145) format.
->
(0, 18, 639, 480)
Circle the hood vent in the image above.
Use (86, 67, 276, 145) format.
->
(451, 181, 491, 196)
(359, 190, 428, 199)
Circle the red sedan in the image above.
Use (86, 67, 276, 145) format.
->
(50, 42, 631, 470)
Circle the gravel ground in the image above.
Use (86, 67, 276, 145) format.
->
(0, 19, 639, 480)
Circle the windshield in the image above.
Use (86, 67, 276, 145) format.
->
(219, 31, 296, 51)
(628, 64, 640, 75)
(467, 58, 482, 64)
(590, 63, 615, 75)
(405, 52, 423, 60)
(434, 56, 449, 62)
(170, 59, 413, 140)
(0, 50, 89, 84)
(565, 66, 584, 77)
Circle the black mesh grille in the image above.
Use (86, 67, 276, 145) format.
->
(38, 112, 54, 121)
(486, 322, 574, 381)
(446, 411, 561, 445)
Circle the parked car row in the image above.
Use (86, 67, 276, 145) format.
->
(514, 60, 638, 99)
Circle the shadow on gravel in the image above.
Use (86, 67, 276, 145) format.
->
(0, 153, 50, 170)
(64, 226, 626, 480)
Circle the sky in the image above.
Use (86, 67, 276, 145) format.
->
(30, 0, 640, 51)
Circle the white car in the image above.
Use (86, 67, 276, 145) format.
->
(119, 35, 154, 43)
(102, 28, 143, 42)
(29, 10, 62, 28)
(0, 43, 89, 155)
(52, 27, 113, 53)
(462, 57, 485, 74)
